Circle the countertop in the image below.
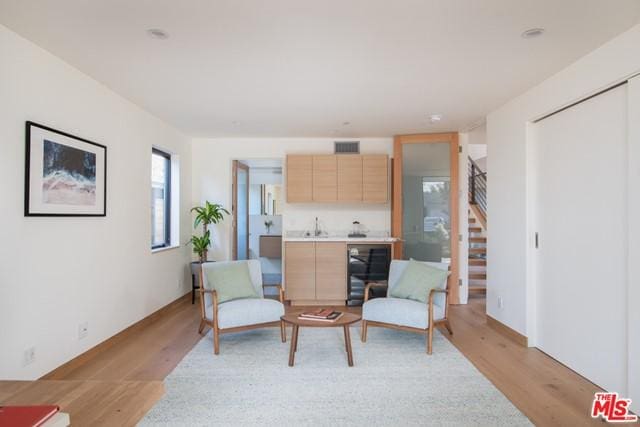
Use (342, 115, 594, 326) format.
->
(283, 236, 398, 243)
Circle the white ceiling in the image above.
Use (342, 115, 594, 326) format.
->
(1, 0, 639, 138)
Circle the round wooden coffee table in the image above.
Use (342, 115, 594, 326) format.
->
(281, 312, 361, 367)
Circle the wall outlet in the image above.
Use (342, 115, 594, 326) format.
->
(78, 321, 89, 340)
(23, 347, 36, 366)
(497, 296, 504, 309)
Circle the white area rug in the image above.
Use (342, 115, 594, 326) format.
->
(140, 326, 531, 426)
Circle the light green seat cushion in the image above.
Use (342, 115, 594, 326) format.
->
(204, 261, 259, 304)
(389, 259, 448, 304)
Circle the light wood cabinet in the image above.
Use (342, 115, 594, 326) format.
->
(286, 155, 313, 202)
(259, 235, 282, 258)
(315, 242, 347, 300)
(285, 241, 347, 304)
(337, 155, 363, 202)
(363, 155, 389, 203)
(312, 155, 337, 202)
(286, 154, 388, 204)
(284, 242, 316, 300)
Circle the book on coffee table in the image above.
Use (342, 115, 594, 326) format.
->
(298, 309, 344, 322)
(299, 308, 335, 319)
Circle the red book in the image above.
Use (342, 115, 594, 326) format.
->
(0, 405, 59, 427)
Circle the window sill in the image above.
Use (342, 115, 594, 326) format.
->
(151, 245, 180, 254)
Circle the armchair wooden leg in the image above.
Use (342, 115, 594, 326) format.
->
(198, 320, 206, 334)
(444, 320, 453, 336)
(427, 326, 433, 355)
(280, 320, 287, 343)
(361, 320, 368, 342)
(213, 327, 220, 355)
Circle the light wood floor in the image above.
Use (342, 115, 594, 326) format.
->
(0, 294, 603, 426)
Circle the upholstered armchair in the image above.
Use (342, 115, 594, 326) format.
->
(198, 260, 286, 354)
(360, 260, 453, 354)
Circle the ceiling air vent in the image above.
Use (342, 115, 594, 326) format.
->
(334, 141, 360, 154)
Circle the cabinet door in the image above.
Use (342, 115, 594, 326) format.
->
(337, 155, 363, 202)
(286, 155, 313, 202)
(315, 242, 347, 300)
(312, 155, 337, 202)
(363, 155, 389, 203)
(284, 242, 316, 300)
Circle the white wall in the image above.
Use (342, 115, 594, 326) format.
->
(191, 138, 393, 262)
(468, 124, 487, 171)
(0, 25, 192, 380)
(486, 23, 640, 408)
(627, 75, 640, 412)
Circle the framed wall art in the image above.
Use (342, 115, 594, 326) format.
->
(25, 121, 107, 216)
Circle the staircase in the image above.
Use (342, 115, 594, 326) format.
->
(468, 216, 487, 293)
(468, 156, 487, 294)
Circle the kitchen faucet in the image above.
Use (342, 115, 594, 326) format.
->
(314, 217, 322, 236)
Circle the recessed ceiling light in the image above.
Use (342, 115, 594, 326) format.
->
(521, 28, 545, 39)
(429, 114, 443, 123)
(146, 28, 169, 40)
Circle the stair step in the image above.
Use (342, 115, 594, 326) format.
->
(469, 273, 487, 280)
(469, 286, 487, 294)
(469, 227, 482, 232)
(469, 237, 487, 243)
(468, 259, 487, 266)
(469, 247, 487, 254)
(469, 218, 476, 223)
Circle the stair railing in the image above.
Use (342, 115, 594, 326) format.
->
(468, 156, 487, 219)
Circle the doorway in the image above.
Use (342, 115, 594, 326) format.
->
(232, 159, 284, 296)
(392, 133, 460, 304)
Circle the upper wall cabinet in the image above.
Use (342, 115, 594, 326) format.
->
(312, 155, 337, 202)
(337, 155, 363, 202)
(286, 155, 313, 202)
(286, 154, 389, 203)
(363, 155, 389, 203)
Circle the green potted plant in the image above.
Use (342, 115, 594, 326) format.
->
(189, 231, 211, 263)
(190, 201, 230, 262)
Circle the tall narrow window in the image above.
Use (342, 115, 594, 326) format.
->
(151, 148, 171, 249)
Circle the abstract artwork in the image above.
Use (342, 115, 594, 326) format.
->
(25, 122, 107, 216)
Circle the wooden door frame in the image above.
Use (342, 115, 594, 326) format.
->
(232, 160, 250, 260)
(392, 132, 460, 304)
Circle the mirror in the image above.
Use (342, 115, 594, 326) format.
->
(261, 184, 282, 215)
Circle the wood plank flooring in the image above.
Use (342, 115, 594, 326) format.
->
(0, 295, 603, 426)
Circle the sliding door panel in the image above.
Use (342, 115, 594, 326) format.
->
(534, 85, 627, 393)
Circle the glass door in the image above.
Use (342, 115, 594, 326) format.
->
(393, 133, 460, 303)
(233, 160, 249, 260)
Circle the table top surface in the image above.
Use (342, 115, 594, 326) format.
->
(281, 311, 361, 327)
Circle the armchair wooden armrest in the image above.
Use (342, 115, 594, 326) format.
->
(428, 288, 449, 309)
(198, 288, 218, 322)
(275, 284, 285, 304)
(363, 281, 386, 302)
